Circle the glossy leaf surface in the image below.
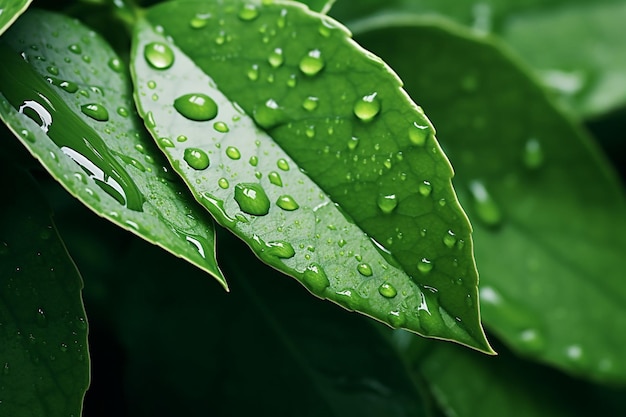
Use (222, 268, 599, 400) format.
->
(355, 16, 626, 382)
(290, 0, 335, 14)
(0, 166, 89, 417)
(0, 10, 226, 288)
(0, 0, 32, 36)
(133, 0, 492, 352)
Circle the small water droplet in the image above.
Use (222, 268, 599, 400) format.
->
(378, 282, 397, 298)
(46, 65, 59, 75)
(159, 137, 174, 148)
(183, 147, 210, 170)
(253, 99, 285, 129)
(443, 230, 457, 248)
(299, 49, 324, 76)
(248, 156, 259, 167)
(177, 135, 188, 143)
(409, 122, 430, 146)
(277, 158, 289, 171)
(225, 146, 241, 160)
(468, 180, 502, 227)
(417, 258, 433, 274)
(147, 80, 157, 89)
(348, 136, 360, 150)
(247, 64, 259, 81)
(286, 74, 297, 87)
(266, 241, 295, 259)
(234, 183, 271, 216)
(377, 194, 398, 214)
(174, 93, 218, 121)
(418, 180, 432, 197)
(387, 310, 405, 327)
(48, 78, 79, 93)
(522, 138, 544, 169)
(238, 4, 259, 21)
(36, 308, 48, 327)
(305, 125, 316, 138)
(302, 96, 319, 111)
(218, 178, 229, 189)
(268, 48, 284, 68)
(268, 171, 283, 186)
(357, 263, 373, 277)
(518, 328, 545, 353)
(190, 13, 211, 29)
(68, 44, 82, 54)
(144, 42, 175, 70)
(353, 92, 381, 122)
(80, 103, 109, 121)
(108, 57, 123, 72)
(303, 263, 330, 294)
(276, 195, 299, 211)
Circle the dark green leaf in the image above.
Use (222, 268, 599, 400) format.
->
(0, 9, 226, 288)
(132, 0, 492, 352)
(354, 15, 626, 383)
(0, 166, 89, 417)
(0, 0, 32, 36)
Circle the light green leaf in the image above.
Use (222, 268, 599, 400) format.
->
(0, 165, 89, 417)
(290, 0, 336, 14)
(0, 10, 226, 288)
(0, 0, 32, 36)
(354, 15, 626, 382)
(131, 0, 492, 352)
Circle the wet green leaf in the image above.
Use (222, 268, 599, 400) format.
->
(0, 0, 32, 36)
(132, 0, 492, 352)
(0, 10, 226, 289)
(291, 0, 336, 14)
(0, 165, 89, 417)
(355, 16, 626, 382)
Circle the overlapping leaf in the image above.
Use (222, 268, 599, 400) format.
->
(354, 15, 626, 382)
(131, 0, 492, 352)
(0, 0, 32, 36)
(0, 10, 226, 288)
(0, 165, 88, 417)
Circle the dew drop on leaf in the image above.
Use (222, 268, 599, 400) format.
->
(387, 310, 405, 326)
(234, 182, 271, 216)
(468, 180, 502, 227)
(144, 42, 175, 70)
(117, 106, 129, 117)
(46, 65, 59, 75)
(35, 308, 48, 328)
(238, 4, 259, 21)
(159, 137, 174, 148)
(353, 92, 381, 122)
(48, 78, 79, 93)
(80, 103, 109, 121)
(522, 137, 544, 169)
(302, 96, 319, 111)
(443, 230, 457, 248)
(218, 178, 229, 189)
(276, 195, 299, 211)
(68, 44, 81, 54)
(418, 180, 432, 197)
(108, 57, 123, 72)
(377, 194, 398, 214)
(268, 171, 283, 186)
(409, 121, 429, 146)
(266, 240, 296, 259)
(247, 64, 259, 81)
(357, 263, 373, 277)
(190, 13, 211, 29)
(378, 282, 398, 298)
(253, 99, 285, 129)
(299, 49, 324, 76)
(268, 47, 284, 68)
(348, 136, 360, 150)
(183, 147, 210, 170)
(303, 263, 330, 294)
(226, 146, 241, 160)
(214, 121, 229, 133)
(276, 158, 289, 171)
(173, 93, 218, 121)
(418, 258, 433, 274)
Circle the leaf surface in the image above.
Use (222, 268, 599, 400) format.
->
(0, 9, 226, 288)
(0, 0, 32, 36)
(132, 0, 492, 352)
(354, 15, 626, 382)
(0, 165, 89, 417)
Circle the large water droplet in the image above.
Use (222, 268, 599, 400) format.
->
(48, 77, 79, 93)
(190, 13, 211, 29)
(108, 57, 123, 72)
(522, 138, 544, 170)
(174, 93, 218, 121)
(214, 121, 229, 133)
(469, 180, 502, 227)
(353, 92, 381, 122)
(238, 4, 259, 21)
(234, 183, 271, 216)
(302, 96, 319, 111)
(409, 122, 430, 146)
(418, 180, 432, 197)
(226, 146, 241, 160)
(348, 136, 360, 150)
(303, 263, 330, 294)
(80, 103, 109, 121)
(378, 282, 397, 298)
(387, 310, 405, 327)
(417, 258, 433, 274)
(266, 241, 295, 259)
(68, 44, 82, 54)
(443, 230, 457, 248)
(276, 195, 299, 211)
(299, 49, 324, 76)
(357, 263, 373, 277)
(377, 194, 398, 214)
(277, 158, 290, 171)
(268, 171, 283, 186)
(183, 147, 210, 170)
(253, 99, 285, 129)
(218, 178, 229, 189)
(144, 42, 175, 70)
(268, 48, 284, 68)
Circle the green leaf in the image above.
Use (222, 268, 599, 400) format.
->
(131, 0, 492, 352)
(354, 15, 626, 382)
(0, 165, 89, 417)
(290, 0, 336, 14)
(0, 9, 226, 289)
(112, 233, 429, 416)
(0, 0, 32, 36)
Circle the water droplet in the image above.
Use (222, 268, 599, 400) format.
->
(299, 49, 324, 76)
(518, 328, 545, 353)
(303, 263, 330, 294)
(174, 93, 218, 121)
(234, 183, 271, 216)
(159, 137, 174, 148)
(443, 230, 457, 248)
(190, 13, 211, 29)
(218, 178, 229, 189)
(147, 80, 157, 89)
(287, 73, 297, 87)
(247, 156, 258, 167)
(68, 44, 82, 54)
(277, 158, 290, 171)
(226, 146, 241, 160)
(305, 125, 315, 138)
(238, 4, 259, 21)
(417, 258, 433, 274)
(387, 310, 405, 327)
(247, 64, 259, 81)
(348, 136, 360, 150)
(108, 57, 123, 72)
(80, 103, 109, 121)
(60, 343, 68, 353)
(268, 48, 284, 68)
(468, 180, 502, 227)
(522, 138, 544, 169)
(409, 122, 430, 146)
(183, 147, 210, 170)
(302, 96, 319, 111)
(377, 194, 398, 214)
(177, 135, 188, 143)
(566, 345, 583, 362)
(268, 171, 283, 186)
(418, 180, 432, 196)
(353, 92, 381, 122)
(276, 195, 299, 211)
(47, 77, 79, 93)
(357, 263, 373, 277)
(144, 42, 175, 70)
(378, 282, 397, 298)
(266, 241, 295, 259)
(46, 65, 59, 75)
(36, 308, 47, 327)
(253, 99, 285, 129)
